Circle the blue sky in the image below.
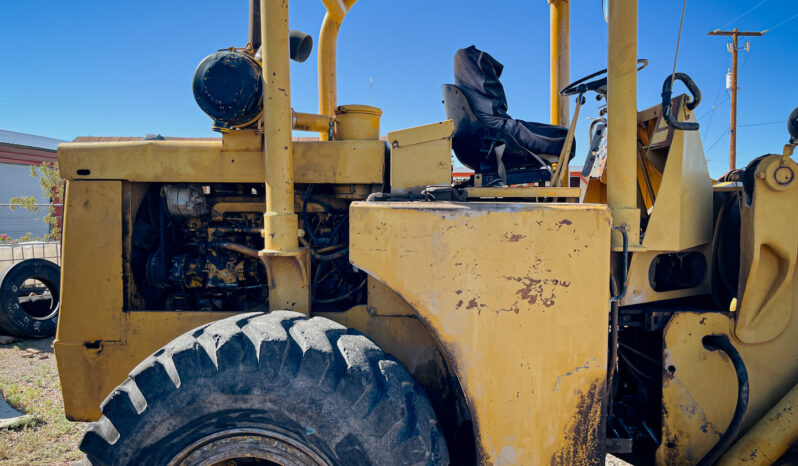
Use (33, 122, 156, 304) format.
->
(1, 0, 796, 177)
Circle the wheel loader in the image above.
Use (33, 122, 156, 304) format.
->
(54, 0, 798, 464)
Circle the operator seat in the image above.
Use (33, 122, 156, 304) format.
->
(443, 45, 573, 184)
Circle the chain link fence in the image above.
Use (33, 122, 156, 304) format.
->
(0, 203, 60, 241)
(0, 203, 62, 275)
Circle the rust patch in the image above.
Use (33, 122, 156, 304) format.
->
(466, 299, 479, 310)
(456, 300, 463, 309)
(455, 289, 463, 295)
(504, 275, 571, 309)
(512, 276, 540, 306)
(504, 232, 527, 242)
(551, 381, 604, 465)
(556, 219, 574, 231)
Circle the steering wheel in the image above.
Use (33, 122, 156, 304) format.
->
(559, 59, 648, 96)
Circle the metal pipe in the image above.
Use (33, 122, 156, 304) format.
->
(249, 0, 262, 50)
(260, 0, 298, 252)
(548, 0, 570, 126)
(321, 0, 347, 21)
(552, 92, 582, 186)
(318, 0, 358, 138)
(607, 0, 641, 248)
(293, 111, 334, 133)
(718, 382, 798, 465)
(214, 242, 262, 259)
(729, 29, 738, 170)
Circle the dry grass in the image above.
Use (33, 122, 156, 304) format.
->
(0, 337, 85, 465)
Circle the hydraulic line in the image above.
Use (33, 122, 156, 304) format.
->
(697, 334, 749, 466)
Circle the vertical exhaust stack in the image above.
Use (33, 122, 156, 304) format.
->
(259, 0, 297, 253)
(548, 0, 570, 127)
(258, 0, 311, 313)
(249, 0, 262, 50)
(318, 0, 358, 138)
(607, 0, 641, 248)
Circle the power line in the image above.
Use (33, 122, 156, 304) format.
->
(738, 120, 785, 128)
(699, 90, 729, 121)
(720, 0, 769, 29)
(706, 128, 730, 153)
(763, 12, 798, 32)
(701, 92, 729, 140)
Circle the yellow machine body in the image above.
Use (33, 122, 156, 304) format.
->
(348, 201, 611, 464)
(53, 0, 798, 464)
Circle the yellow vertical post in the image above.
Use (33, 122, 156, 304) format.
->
(318, 0, 358, 139)
(607, 0, 640, 248)
(548, 0, 570, 127)
(260, 0, 297, 252)
(259, 0, 311, 313)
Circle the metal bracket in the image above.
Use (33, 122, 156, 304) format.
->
(610, 225, 629, 302)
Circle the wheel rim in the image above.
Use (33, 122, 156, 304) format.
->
(14, 279, 59, 321)
(168, 428, 331, 466)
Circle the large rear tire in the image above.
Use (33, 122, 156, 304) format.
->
(80, 311, 449, 465)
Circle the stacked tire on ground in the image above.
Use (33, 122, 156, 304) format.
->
(81, 311, 449, 465)
(0, 258, 60, 338)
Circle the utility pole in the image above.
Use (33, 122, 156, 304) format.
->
(708, 28, 765, 170)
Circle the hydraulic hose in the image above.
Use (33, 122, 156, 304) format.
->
(697, 334, 749, 466)
(661, 72, 701, 131)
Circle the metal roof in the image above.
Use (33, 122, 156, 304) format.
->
(0, 130, 64, 152)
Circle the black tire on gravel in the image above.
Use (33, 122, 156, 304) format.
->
(0, 258, 60, 338)
(80, 311, 450, 466)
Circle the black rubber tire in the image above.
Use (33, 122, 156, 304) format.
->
(0, 259, 60, 338)
(80, 311, 449, 466)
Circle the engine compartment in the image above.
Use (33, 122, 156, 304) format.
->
(126, 182, 367, 312)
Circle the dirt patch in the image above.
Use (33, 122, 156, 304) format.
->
(0, 336, 85, 465)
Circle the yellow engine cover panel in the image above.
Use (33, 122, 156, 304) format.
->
(388, 120, 453, 193)
(349, 201, 612, 464)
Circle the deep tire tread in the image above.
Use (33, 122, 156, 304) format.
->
(80, 311, 448, 466)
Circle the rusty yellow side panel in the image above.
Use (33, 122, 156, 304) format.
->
(55, 312, 237, 421)
(57, 139, 385, 184)
(56, 181, 124, 343)
(54, 180, 237, 420)
(349, 201, 611, 465)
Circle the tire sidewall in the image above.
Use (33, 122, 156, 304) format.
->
(0, 259, 60, 338)
(132, 395, 353, 465)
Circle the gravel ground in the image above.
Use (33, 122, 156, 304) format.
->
(0, 336, 632, 465)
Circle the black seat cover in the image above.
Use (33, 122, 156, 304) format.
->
(445, 45, 572, 172)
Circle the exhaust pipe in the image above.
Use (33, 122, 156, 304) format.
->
(250, 0, 312, 63)
(289, 30, 312, 63)
(249, 0, 262, 50)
